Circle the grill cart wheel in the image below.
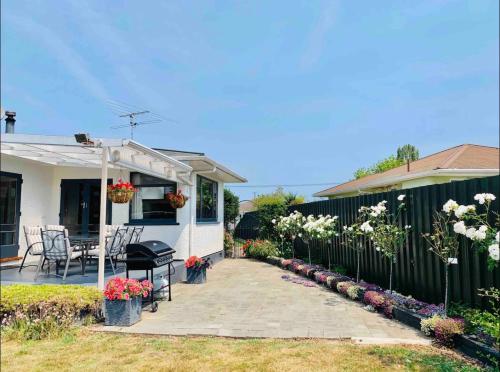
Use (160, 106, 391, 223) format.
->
(151, 302, 158, 313)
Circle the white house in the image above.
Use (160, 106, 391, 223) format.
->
(0, 118, 246, 280)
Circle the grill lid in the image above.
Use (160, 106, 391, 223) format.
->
(126, 240, 175, 258)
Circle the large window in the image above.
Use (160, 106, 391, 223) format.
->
(196, 175, 218, 222)
(129, 173, 177, 225)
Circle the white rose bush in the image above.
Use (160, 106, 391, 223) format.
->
(422, 207, 461, 316)
(302, 214, 339, 265)
(368, 197, 411, 293)
(342, 205, 375, 283)
(446, 193, 498, 270)
(273, 210, 306, 257)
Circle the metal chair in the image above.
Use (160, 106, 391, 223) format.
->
(87, 227, 128, 274)
(19, 226, 44, 272)
(129, 226, 144, 244)
(36, 229, 83, 281)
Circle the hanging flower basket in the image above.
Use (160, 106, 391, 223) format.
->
(166, 190, 189, 209)
(107, 179, 137, 204)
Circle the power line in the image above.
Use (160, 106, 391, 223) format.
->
(226, 182, 342, 188)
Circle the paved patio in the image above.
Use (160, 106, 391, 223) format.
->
(101, 259, 429, 343)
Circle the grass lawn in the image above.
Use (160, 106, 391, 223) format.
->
(1, 329, 485, 372)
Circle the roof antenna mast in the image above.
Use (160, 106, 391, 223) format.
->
(107, 100, 177, 140)
(120, 110, 149, 139)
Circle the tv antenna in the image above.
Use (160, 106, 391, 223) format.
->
(107, 100, 177, 140)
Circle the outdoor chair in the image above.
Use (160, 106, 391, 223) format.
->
(129, 226, 144, 244)
(36, 229, 83, 281)
(45, 224, 69, 236)
(19, 225, 44, 272)
(87, 227, 128, 274)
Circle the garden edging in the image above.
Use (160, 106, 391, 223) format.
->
(264, 255, 499, 366)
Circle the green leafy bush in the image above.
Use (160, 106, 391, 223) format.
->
(449, 303, 499, 347)
(245, 240, 278, 260)
(1, 284, 102, 340)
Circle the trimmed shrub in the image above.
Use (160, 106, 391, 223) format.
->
(434, 317, 465, 346)
(347, 285, 364, 301)
(363, 291, 385, 309)
(337, 281, 354, 296)
(245, 240, 278, 260)
(1, 284, 102, 340)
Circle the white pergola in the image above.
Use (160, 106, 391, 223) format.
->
(1, 133, 192, 288)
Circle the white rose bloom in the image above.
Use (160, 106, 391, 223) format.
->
(453, 221, 467, 235)
(465, 227, 477, 239)
(443, 199, 459, 214)
(478, 225, 488, 233)
(397, 194, 406, 201)
(455, 205, 476, 219)
(271, 219, 276, 224)
(488, 243, 499, 261)
(360, 221, 373, 233)
(474, 193, 496, 205)
(473, 229, 487, 241)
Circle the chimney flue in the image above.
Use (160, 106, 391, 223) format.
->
(5, 111, 16, 134)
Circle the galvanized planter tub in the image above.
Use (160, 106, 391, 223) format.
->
(186, 267, 207, 284)
(104, 296, 142, 326)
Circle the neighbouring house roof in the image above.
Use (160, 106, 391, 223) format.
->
(314, 144, 500, 198)
(239, 200, 256, 215)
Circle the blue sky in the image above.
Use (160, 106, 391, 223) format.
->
(2, 0, 498, 201)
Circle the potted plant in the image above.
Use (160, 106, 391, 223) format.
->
(103, 277, 153, 326)
(185, 256, 211, 284)
(107, 178, 137, 204)
(166, 190, 189, 209)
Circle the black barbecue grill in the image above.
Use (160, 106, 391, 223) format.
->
(122, 240, 175, 312)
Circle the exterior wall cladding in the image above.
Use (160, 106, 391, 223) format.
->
(2, 154, 224, 261)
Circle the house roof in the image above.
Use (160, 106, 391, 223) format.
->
(155, 150, 247, 183)
(314, 144, 500, 197)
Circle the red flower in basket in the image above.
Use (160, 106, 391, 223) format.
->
(107, 178, 137, 203)
(166, 190, 189, 209)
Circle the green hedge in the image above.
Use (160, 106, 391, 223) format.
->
(1, 284, 102, 340)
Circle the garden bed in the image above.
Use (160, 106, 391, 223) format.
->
(392, 306, 426, 330)
(265, 255, 499, 366)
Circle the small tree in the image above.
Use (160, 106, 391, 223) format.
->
(451, 193, 499, 270)
(370, 196, 410, 292)
(302, 214, 338, 265)
(397, 144, 420, 162)
(253, 188, 304, 240)
(273, 210, 306, 258)
(224, 189, 240, 230)
(342, 207, 372, 282)
(422, 210, 460, 316)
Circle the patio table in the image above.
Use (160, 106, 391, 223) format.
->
(69, 235, 99, 275)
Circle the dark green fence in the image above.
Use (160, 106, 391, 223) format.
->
(235, 176, 500, 308)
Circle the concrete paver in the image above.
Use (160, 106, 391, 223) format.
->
(100, 259, 429, 343)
